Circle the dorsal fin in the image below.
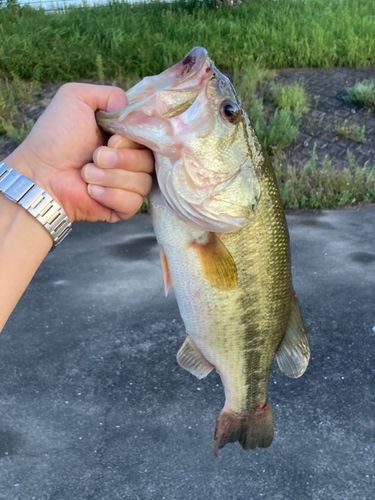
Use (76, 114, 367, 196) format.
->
(276, 293, 310, 378)
(177, 335, 214, 380)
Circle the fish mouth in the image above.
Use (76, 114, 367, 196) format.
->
(125, 47, 212, 104)
(176, 47, 210, 81)
(96, 47, 213, 130)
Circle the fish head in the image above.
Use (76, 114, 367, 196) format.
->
(96, 47, 262, 233)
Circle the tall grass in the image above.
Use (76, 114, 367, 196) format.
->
(0, 0, 374, 82)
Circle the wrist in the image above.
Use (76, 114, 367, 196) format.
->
(0, 160, 72, 248)
(4, 144, 50, 195)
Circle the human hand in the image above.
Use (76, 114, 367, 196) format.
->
(4, 83, 154, 223)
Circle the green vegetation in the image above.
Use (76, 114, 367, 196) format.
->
(0, 76, 38, 143)
(249, 99, 301, 152)
(0, 0, 374, 82)
(276, 147, 375, 209)
(1, 1, 374, 210)
(139, 197, 149, 213)
(238, 76, 309, 153)
(335, 120, 366, 143)
(343, 80, 375, 111)
(271, 81, 309, 115)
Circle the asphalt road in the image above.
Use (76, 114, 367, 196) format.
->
(0, 207, 374, 500)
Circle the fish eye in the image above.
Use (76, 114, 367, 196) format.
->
(220, 101, 239, 123)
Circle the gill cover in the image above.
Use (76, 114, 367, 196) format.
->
(96, 47, 261, 233)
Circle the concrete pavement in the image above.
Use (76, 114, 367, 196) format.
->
(0, 207, 374, 499)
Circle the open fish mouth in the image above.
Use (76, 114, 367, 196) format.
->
(125, 47, 212, 103)
(96, 47, 213, 130)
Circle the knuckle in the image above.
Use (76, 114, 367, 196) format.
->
(58, 82, 78, 95)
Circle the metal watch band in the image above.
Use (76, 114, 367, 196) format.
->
(0, 162, 72, 248)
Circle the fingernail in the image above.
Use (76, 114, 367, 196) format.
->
(97, 149, 117, 167)
(112, 138, 128, 150)
(85, 164, 105, 182)
(107, 92, 127, 113)
(88, 184, 105, 197)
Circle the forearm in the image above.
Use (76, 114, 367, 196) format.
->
(0, 194, 52, 332)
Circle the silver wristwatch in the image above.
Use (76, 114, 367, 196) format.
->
(0, 162, 72, 248)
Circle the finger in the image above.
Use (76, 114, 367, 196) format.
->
(87, 185, 144, 220)
(94, 146, 154, 174)
(108, 134, 147, 150)
(59, 83, 128, 112)
(83, 164, 152, 197)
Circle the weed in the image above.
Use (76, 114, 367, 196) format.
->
(271, 81, 309, 115)
(0, 76, 38, 143)
(343, 80, 375, 111)
(236, 65, 273, 109)
(350, 124, 366, 143)
(96, 54, 104, 85)
(335, 120, 366, 143)
(276, 146, 375, 209)
(248, 99, 300, 153)
(263, 109, 301, 152)
(249, 98, 266, 139)
(240, 75, 305, 154)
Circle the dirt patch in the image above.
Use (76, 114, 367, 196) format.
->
(1, 68, 374, 167)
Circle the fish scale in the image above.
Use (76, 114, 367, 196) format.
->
(217, 159, 291, 415)
(96, 46, 310, 453)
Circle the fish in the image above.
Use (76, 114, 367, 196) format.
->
(96, 47, 310, 454)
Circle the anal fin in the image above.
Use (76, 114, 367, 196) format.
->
(276, 292, 310, 378)
(177, 336, 214, 380)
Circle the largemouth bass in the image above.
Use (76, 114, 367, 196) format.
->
(96, 47, 310, 453)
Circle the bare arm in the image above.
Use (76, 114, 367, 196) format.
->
(0, 83, 154, 333)
(0, 195, 52, 331)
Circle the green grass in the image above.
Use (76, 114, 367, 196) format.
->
(343, 79, 375, 111)
(335, 120, 366, 143)
(0, 0, 374, 82)
(0, 75, 38, 143)
(271, 80, 309, 114)
(276, 147, 375, 209)
(249, 99, 301, 152)
(237, 76, 308, 153)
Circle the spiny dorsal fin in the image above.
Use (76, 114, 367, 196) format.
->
(177, 335, 214, 380)
(189, 233, 237, 291)
(158, 244, 172, 297)
(276, 293, 310, 379)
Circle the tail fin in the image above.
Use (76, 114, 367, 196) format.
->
(213, 402, 274, 454)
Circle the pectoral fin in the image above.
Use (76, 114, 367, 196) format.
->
(190, 233, 237, 290)
(177, 335, 214, 380)
(159, 244, 172, 297)
(276, 293, 310, 378)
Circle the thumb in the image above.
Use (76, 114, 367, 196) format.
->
(106, 87, 128, 112)
(74, 83, 128, 113)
